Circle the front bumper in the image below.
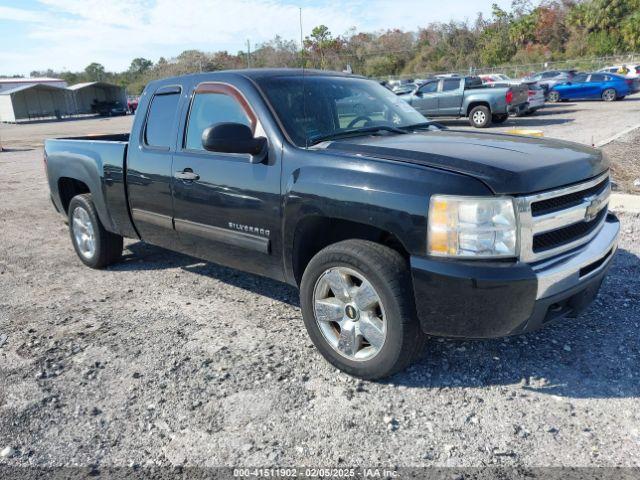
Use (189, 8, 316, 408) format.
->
(410, 213, 620, 339)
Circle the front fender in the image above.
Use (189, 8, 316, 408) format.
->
(280, 148, 493, 283)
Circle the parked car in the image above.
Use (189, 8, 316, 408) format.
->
(598, 65, 640, 77)
(387, 78, 415, 93)
(547, 72, 630, 102)
(44, 69, 619, 379)
(399, 76, 528, 127)
(480, 75, 546, 115)
(479, 74, 513, 83)
(393, 83, 418, 95)
(524, 84, 546, 113)
(488, 81, 545, 115)
(127, 96, 139, 114)
(93, 101, 128, 116)
(523, 70, 576, 95)
(597, 66, 640, 92)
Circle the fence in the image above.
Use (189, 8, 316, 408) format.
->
(377, 53, 640, 81)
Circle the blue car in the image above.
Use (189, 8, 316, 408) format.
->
(547, 72, 630, 102)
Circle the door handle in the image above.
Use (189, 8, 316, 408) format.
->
(175, 169, 200, 181)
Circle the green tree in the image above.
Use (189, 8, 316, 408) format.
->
(128, 57, 153, 74)
(84, 62, 105, 81)
(304, 25, 342, 69)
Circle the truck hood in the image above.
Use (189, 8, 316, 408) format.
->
(323, 130, 607, 194)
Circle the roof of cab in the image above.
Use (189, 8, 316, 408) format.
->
(145, 68, 361, 89)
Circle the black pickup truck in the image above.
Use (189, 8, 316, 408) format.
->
(45, 69, 619, 379)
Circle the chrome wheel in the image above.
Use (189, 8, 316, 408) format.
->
(313, 267, 386, 361)
(602, 89, 616, 101)
(548, 91, 560, 103)
(472, 110, 486, 125)
(72, 206, 96, 259)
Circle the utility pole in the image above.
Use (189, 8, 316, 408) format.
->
(247, 39, 251, 69)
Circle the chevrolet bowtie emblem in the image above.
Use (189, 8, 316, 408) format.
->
(584, 196, 601, 222)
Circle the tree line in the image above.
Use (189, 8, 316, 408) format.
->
(26, 0, 640, 94)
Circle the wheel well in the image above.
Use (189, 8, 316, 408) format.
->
(58, 177, 90, 214)
(291, 217, 409, 285)
(467, 101, 490, 116)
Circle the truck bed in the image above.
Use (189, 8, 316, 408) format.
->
(53, 133, 130, 142)
(44, 133, 135, 239)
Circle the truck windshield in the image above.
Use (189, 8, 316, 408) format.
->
(255, 75, 428, 147)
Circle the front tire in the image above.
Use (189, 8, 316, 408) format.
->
(547, 91, 560, 103)
(68, 194, 123, 269)
(469, 105, 492, 128)
(300, 240, 425, 380)
(602, 88, 617, 102)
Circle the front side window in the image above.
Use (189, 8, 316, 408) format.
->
(145, 92, 180, 148)
(185, 90, 252, 151)
(572, 74, 588, 83)
(419, 81, 439, 93)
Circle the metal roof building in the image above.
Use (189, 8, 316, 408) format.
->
(0, 83, 74, 123)
(0, 77, 67, 93)
(68, 81, 127, 114)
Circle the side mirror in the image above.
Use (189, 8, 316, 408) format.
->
(202, 123, 267, 163)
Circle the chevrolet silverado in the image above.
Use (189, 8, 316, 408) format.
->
(44, 69, 619, 379)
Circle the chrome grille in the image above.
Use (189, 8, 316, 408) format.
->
(516, 172, 610, 263)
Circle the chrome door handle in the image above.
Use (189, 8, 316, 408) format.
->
(175, 170, 200, 181)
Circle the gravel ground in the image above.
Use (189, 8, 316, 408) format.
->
(603, 127, 640, 194)
(0, 141, 639, 470)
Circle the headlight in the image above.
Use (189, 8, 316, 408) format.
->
(428, 195, 517, 258)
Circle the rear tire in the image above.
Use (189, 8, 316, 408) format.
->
(300, 240, 426, 380)
(469, 105, 492, 128)
(68, 194, 123, 269)
(602, 88, 617, 102)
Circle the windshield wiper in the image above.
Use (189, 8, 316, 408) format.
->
(308, 125, 408, 146)
(399, 121, 444, 131)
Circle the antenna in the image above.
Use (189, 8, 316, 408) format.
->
(300, 7, 308, 149)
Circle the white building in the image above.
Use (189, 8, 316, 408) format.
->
(0, 83, 74, 122)
(0, 77, 68, 93)
(0, 78, 128, 122)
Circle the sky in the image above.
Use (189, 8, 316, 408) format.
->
(0, 0, 513, 76)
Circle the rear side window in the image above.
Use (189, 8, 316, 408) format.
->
(590, 74, 605, 82)
(185, 91, 253, 151)
(144, 92, 180, 148)
(442, 79, 461, 91)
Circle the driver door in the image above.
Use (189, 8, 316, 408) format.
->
(565, 73, 588, 98)
(437, 78, 463, 116)
(171, 82, 282, 278)
(411, 80, 439, 116)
